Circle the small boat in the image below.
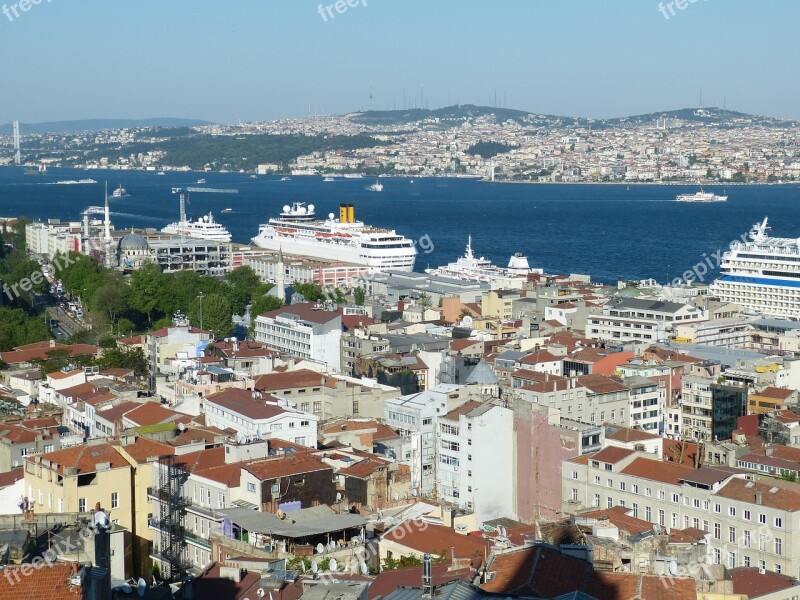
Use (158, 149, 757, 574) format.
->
(366, 178, 384, 192)
(323, 176, 335, 182)
(157, 171, 165, 176)
(112, 184, 127, 198)
(196, 178, 207, 184)
(280, 177, 291, 181)
(221, 208, 233, 214)
(250, 174, 257, 179)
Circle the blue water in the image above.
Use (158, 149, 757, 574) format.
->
(1, 166, 798, 284)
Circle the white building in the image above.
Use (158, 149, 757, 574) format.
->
(253, 303, 342, 370)
(436, 400, 515, 523)
(204, 388, 318, 448)
(588, 298, 707, 343)
(383, 384, 477, 495)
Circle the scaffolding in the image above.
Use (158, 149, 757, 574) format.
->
(157, 454, 189, 582)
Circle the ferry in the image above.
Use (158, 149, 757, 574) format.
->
(252, 202, 416, 271)
(112, 184, 128, 198)
(367, 178, 384, 192)
(710, 217, 800, 317)
(676, 187, 727, 202)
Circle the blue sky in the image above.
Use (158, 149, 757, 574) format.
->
(1, 0, 798, 124)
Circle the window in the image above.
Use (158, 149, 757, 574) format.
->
(671, 513, 678, 527)
(658, 490, 665, 501)
(619, 481, 626, 492)
(111, 492, 118, 509)
(775, 517, 783, 528)
(247, 483, 256, 493)
(594, 476, 601, 484)
(759, 513, 766, 525)
(693, 498, 700, 508)
(704, 500, 710, 510)
(645, 487, 652, 497)
(743, 530, 750, 547)
(759, 560, 766, 572)
(423, 418, 432, 426)
(743, 509, 750, 521)
(604, 463, 613, 471)
(672, 493, 679, 503)
(728, 553, 736, 569)
(645, 506, 651, 522)
(632, 484, 639, 495)
(572, 471, 579, 480)
(775, 538, 782, 556)
(714, 523, 721, 540)
(572, 488, 578, 501)
(607, 478, 613, 488)
(593, 494, 600, 508)
(79, 498, 86, 512)
(702, 520, 709, 533)
(658, 509, 665, 525)
(729, 527, 736, 543)
(775, 564, 782, 575)
(743, 555, 750, 567)
(714, 503, 721, 513)
(607, 497, 613, 509)
(632, 503, 639, 518)
(713, 549, 721, 564)
(729, 507, 736, 517)
(313, 401, 322, 412)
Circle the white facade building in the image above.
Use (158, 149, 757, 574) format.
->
(253, 303, 342, 370)
(204, 388, 318, 448)
(588, 298, 707, 343)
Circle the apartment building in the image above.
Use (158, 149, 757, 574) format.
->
(563, 449, 800, 577)
(436, 400, 515, 522)
(681, 376, 748, 442)
(253, 302, 342, 369)
(203, 388, 318, 448)
(588, 298, 706, 342)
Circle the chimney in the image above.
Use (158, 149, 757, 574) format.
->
(422, 553, 433, 598)
(755, 491, 762, 505)
(765, 445, 774, 457)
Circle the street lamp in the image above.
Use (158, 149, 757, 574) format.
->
(197, 292, 205, 330)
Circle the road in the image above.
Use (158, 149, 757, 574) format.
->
(45, 306, 88, 339)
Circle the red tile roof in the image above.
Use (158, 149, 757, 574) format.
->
(123, 402, 185, 427)
(730, 567, 800, 599)
(117, 437, 175, 463)
(36, 443, 131, 475)
(205, 388, 287, 420)
(519, 350, 561, 365)
(383, 521, 487, 558)
(580, 506, 653, 537)
(0, 344, 98, 365)
(620, 457, 695, 485)
(605, 426, 659, 443)
(0, 563, 83, 599)
(716, 478, 800, 512)
(578, 374, 629, 394)
(592, 446, 636, 465)
(253, 369, 324, 391)
(0, 467, 24, 488)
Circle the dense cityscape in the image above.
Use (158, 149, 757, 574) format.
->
(3, 2, 800, 600)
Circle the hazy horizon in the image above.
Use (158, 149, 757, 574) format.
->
(2, 0, 799, 124)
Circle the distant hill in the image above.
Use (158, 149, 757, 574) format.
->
(0, 118, 213, 134)
(347, 104, 581, 127)
(348, 104, 798, 130)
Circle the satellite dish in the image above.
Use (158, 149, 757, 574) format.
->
(12, 461, 18, 468)
(669, 560, 678, 576)
(276, 508, 285, 520)
(310, 559, 318, 574)
(178, 423, 186, 432)
(335, 492, 342, 502)
(137, 577, 146, 597)
(360, 562, 369, 576)
(411, 489, 417, 497)
(283, 205, 291, 213)
(316, 543, 325, 554)
(328, 558, 337, 572)
(257, 588, 265, 598)
(328, 212, 335, 220)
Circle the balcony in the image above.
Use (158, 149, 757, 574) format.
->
(147, 487, 192, 509)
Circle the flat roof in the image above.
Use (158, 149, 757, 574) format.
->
(218, 505, 366, 538)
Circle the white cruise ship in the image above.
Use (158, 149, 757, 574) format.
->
(709, 217, 800, 317)
(252, 202, 416, 271)
(676, 187, 728, 202)
(425, 236, 542, 282)
(161, 190, 232, 242)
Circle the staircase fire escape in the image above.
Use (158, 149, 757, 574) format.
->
(158, 454, 189, 582)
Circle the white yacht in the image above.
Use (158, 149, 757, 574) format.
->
(367, 178, 384, 192)
(252, 202, 416, 271)
(709, 217, 800, 317)
(161, 190, 232, 242)
(676, 187, 727, 202)
(425, 236, 541, 282)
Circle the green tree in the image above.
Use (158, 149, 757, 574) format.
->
(97, 346, 149, 377)
(292, 282, 325, 302)
(225, 266, 263, 316)
(354, 287, 366, 306)
(92, 281, 129, 328)
(188, 293, 233, 339)
(129, 262, 163, 325)
(0, 307, 51, 351)
(418, 293, 432, 308)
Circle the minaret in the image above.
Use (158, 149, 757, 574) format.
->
(104, 182, 113, 267)
(276, 247, 286, 304)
